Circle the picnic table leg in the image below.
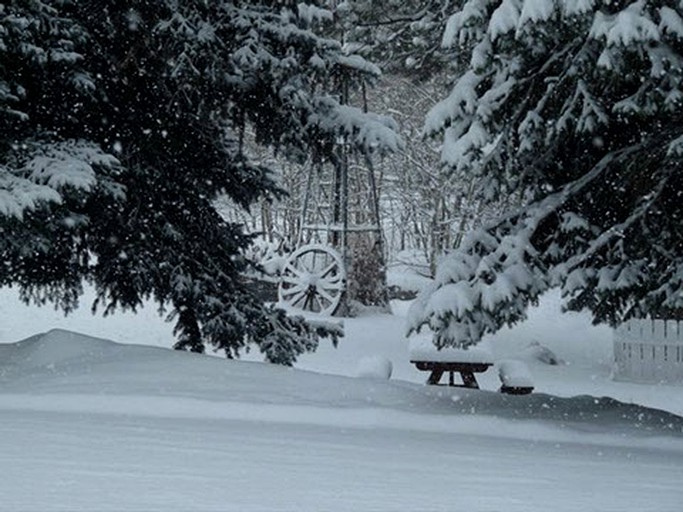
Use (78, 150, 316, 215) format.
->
(427, 370, 444, 385)
(460, 371, 479, 389)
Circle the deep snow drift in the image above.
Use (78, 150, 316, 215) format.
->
(1, 328, 683, 511)
(3, 284, 683, 417)
(2, 329, 681, 434)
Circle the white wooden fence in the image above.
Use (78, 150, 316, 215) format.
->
(614, 319, 683, 383)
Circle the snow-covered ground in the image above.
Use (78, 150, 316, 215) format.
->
(1, 285, 683, 511)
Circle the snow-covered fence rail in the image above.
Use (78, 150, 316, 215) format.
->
(614, 319, 683, 383)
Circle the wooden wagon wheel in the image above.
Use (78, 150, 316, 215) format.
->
(278, 244, 345, 315)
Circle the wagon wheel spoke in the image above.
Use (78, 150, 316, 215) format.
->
(280, 273, 306, 291)
(280, 282, 306, 296)
(283, 262, 305, 278)
(302, 291, 316, 311)
(322, 274, 342, 286)
(316, 287, 337, 306)
(319, 261, 338, 279)
(318, 276, 344, 289)
(288, 290, 307, 308)
(313, 294, 328, 312)
(301, 254, 319, 274)
(281, 274, 305, 286)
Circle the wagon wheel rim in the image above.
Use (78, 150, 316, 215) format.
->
(278, 244, 346, 316)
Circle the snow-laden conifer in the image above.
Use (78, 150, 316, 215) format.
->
(410, 0, 683, 347)
(1, 0, 397, 363)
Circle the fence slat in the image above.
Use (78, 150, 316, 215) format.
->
(652, 319, 665, 343)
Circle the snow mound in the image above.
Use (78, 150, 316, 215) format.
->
(356, 356, 392, 380)
(0, 328, 184, 390)
(4, 329, 117, 370)
(498, 360, 534, 388)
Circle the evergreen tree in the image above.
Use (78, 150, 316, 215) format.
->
(335, 0, 456, 76)
(409, 0, 683, 348)
(0, 0, 397, 363)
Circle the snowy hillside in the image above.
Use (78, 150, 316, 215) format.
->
(3, 285, 683, 416)
(3, 286, 683, 510)
(2, 326, 683, 511)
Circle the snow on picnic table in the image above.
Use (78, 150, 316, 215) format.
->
(408, 337, 494, 363)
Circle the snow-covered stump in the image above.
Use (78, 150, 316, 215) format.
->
(614, 319, 683, 383)
(498, 360, 534, 395)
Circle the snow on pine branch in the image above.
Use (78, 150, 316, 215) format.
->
(24, 141, 119, 191)
(407, 221, 548, 348)
(0, 169, 61, 219)
(310, 98, 403, 154)
(488, 0, 520, 41)
(424, 70, 481, 137)
(408, 160, 613, 346)
(659, 6, 683, 38)
(334, 54, 382, 77)
(296, 4, 334, 25)
(589, 3, 660, 46)
(0, 140, 122, 219)
(442, 0, 494, 48)
(426, 0, 683, 197)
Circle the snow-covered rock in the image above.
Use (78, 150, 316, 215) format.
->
(356, 355, 393, 380)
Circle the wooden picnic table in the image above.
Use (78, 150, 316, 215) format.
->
(411, 360, 493, 389)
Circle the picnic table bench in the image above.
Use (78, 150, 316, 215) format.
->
(409, 342, 534, 394)
(411, 360, 493, 389)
